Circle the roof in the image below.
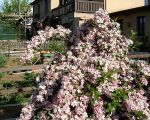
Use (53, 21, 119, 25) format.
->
(30, 0, 42, 5)
(110, 5, 150, 16)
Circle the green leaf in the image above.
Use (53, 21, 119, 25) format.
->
(105, 89, 129, 114)
(86, 83, 100, 105)
(131, 111, 147, 120)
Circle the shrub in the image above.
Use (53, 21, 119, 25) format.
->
(3, 81, 15, 89)
(129, 30, 142, 52)
(0, 95, 9, 105)
(17, 80, 35, 87)
(19, 9, 150, 120)
(0, 93, 31, 105)
(49, 39, 67, 54)
(8, 94, 28, 104)
(24, 72, 38, 81)
(2, 72, 37, 89)
(15, 72, 37, 87)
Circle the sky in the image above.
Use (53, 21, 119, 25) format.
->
(0, 0, 3, 11)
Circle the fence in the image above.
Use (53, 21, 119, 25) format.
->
(0, 22, 25, 40)
(75, 0, 104, 13)
(0, 34, 25, 41)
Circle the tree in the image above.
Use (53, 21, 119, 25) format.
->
(2, 0, 31, 15)
(0, 0, 32, 40)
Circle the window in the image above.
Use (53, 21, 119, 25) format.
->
(137, 16, 146, 36)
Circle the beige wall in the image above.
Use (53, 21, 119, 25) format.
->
(51, 0, 59, 10)
(73, 0, 146, 27)
(74, 13, 94, 20)
(33, 0, 145, 22)
(106, 0, 145, 13)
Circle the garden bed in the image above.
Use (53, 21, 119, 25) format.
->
(0, 72, 38, 119)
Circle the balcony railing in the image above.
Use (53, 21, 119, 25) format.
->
(75, 0, 104, 13)
(51, 2, 74, 18)
(51, 0, 104, 18)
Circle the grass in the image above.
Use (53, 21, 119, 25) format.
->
(0, 73, 24, 82)
(5, 57, 22, 68)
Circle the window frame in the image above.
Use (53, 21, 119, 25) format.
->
(137, 16, 146, 36)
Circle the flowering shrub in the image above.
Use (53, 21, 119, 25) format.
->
(21, 25, 71, 64)
(18, 8, 150, 120)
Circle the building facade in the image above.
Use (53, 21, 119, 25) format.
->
(106, 0, 145, 12)
(31, 0, 59, 22)
(30, 0, 150, 51)
(110, 5, 150, 51)
(31, 0, 147, 29)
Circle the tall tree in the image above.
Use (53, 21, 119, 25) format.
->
(2, 0, 31, 15)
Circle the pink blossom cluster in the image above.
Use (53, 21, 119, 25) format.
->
(124, 90, 150, 119)
(93, 100, 108, 120)
(21, 25, 71, 63)
(19, 104, 34, 120)
(19, 8, 150, 120)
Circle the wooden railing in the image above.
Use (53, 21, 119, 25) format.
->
(75, 0, 104, 13)
(51, 0, 105, 18)
(51, 2, 74, 18)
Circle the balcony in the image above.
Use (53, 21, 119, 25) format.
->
(75, 0, 104, 13)
(51, 0, 105, 18)
(51, 2, 74, 18)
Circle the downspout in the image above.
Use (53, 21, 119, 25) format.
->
(104, 0, 107, 10)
